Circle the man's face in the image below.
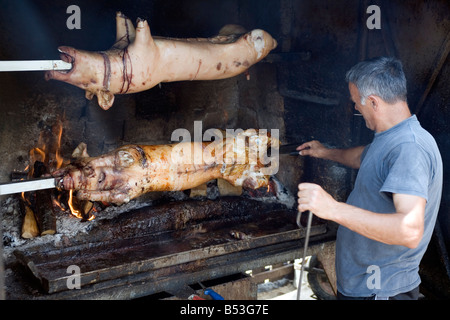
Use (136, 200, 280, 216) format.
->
(349, 83, 375, 131)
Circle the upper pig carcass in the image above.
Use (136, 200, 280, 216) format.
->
(45, 12, 278, 110)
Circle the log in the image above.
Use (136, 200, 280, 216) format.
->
(35, 190, 56, 235)
(189, 183, 208, 198)
(10, 171, 28, 181)
(16, 168, 40, 238)
(20, 200, 39, 239)
(33, 161, 56, 236)
(217, 179, 242, 196)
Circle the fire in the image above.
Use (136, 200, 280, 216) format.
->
(30, 147, 46, 165)
(67, 190, 95, 221)
(26, 120, 96, 222)
(52, 195, 66, 211)
(68, 190, 82, 219)
(21, 191, 30, 205)
(55, 124, 64, 170)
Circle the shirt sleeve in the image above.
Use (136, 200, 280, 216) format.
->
(380, 142, 430, 201)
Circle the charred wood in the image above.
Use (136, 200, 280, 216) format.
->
(20, 200, 39, 239)
(10, 171, 28, 181)
(33, 161, 56, 236)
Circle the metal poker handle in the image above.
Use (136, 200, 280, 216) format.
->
(296, 210, 313, 300)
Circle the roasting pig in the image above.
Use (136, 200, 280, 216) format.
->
(53, 130, 279, 205)
(45, 12, 278, 110)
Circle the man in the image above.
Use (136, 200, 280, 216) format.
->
(297, 57, 443, 300)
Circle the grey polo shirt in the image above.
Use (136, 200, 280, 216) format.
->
(336, 115, 443, 298)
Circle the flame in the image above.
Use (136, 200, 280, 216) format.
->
(25, 120, 96, 221)
(21, 191, 31, 206)
(28, 121, 65, 172)
(23, 119, 96, 222)
(68, 190, 82, 219)
(55, 123, 64, 170)
(68, 190, 95, 221)
(30, 147, 46, 166)
(52, 193, 66, 211)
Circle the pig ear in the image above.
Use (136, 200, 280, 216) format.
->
(96, 90, 115, 110)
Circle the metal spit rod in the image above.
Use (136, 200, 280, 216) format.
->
(296, 210, 313, 300)
(0, 178, 57, 196)
(0, 60, 72, 72)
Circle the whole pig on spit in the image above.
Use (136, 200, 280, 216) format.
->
(45, 12, 278, 110)
(53, 130, 279, 205)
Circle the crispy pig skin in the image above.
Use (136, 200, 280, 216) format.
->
(45, 12, 277, 110)
(53, 130, 278, 205)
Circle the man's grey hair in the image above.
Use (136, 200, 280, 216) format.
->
(346, 57, 407, 105)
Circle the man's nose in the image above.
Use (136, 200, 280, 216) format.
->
(353, 105, 363, 116)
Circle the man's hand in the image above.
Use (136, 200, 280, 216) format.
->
(297, 140, 364, 169)
(297, 183, 338, 220)
(296, 140, 329, 158)
(297, 182, 427, 248)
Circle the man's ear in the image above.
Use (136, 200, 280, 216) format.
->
(367, 95, 380, 111)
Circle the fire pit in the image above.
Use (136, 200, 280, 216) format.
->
(3, 172, 328, 299)
(2, 122, 324, 300)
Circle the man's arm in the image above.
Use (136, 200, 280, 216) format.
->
(296, 140, 365, 169)
(297, 183, 426, 249)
